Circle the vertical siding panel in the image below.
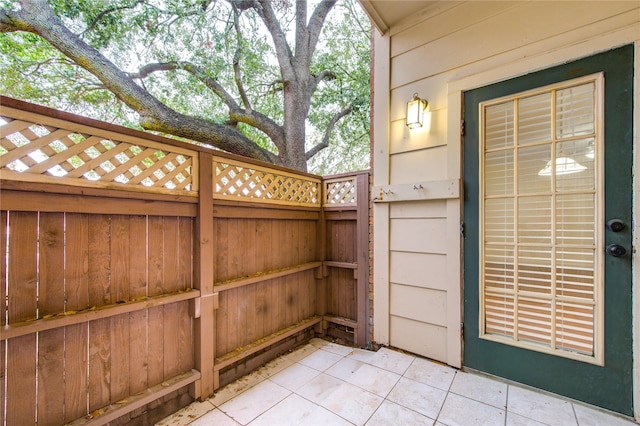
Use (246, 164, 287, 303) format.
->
(6, 212, 37, 425)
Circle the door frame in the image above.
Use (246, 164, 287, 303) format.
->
(461, 45, 634, 415)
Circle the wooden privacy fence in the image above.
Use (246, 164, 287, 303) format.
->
(0, 96, 370, 425)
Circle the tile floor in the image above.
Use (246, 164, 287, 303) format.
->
(157, 338, 637, 426)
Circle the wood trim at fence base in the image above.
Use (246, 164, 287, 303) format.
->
(214, 316, 322, 372)
(323, 316, 358, 345)
(66, 370, 200, 426)
(1, 289, 200, 340)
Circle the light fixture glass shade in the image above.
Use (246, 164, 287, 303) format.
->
(406, 93, 427, 129)
(538, 156, 587, 176)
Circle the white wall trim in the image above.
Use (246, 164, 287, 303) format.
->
(372, 29, 391, 345)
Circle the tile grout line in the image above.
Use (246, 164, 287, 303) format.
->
(504, 384, 510, 426)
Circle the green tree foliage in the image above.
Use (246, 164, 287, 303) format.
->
(0, 0, 370, 173)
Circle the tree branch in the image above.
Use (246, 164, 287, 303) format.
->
(130, 61, 285, 151)
(2, 0, 278, 164)
(306, 0, 337, 58)
(82, 0, 145, 35)
(305, 105, 352, 160)
(231, 5, 251, 110)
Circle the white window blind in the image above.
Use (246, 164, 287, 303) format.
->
(480, 75, 603, 363)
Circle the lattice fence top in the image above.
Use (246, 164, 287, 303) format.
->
(0, 107, 198, 196)
(324, 177, 357, 205)
(214, 158, 321, 207)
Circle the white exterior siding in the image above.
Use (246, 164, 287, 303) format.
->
(371, 1, 640, 402)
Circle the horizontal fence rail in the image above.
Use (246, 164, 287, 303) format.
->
(0, 96, 370, 425)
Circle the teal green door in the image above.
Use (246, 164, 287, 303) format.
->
(463, 45, 633, 415)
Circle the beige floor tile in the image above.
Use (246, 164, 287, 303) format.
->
(218, 380, 291, 425)
(325, 357, 366, 381)
(387, 377, 447, 419)
(189, 408, 241, 426)
(249, 393, 352, 426)
(296, 373, 345, 404)
(348, 348, 377, 363)
(207, 371, 266, 407)
(366, 400, 435, 426)
(368, 347, 415, 375)
(268, 362, 320, 392)
(507, 385, 577, 426)
(346, 363, 401, 397)
(255, 355, 296, 379)
(449, 371, 507, 409)
(321, 382, 384, 426)
(321, 341, 359, 356)
(298, 348, 343, 371)
(438, 393, 505, 426)
(404, 357, 456, 392)
(505, 412, 549, 426)
(573, 402, 638, 426)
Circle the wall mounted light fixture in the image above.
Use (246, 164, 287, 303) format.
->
(406, 93, 428, 129)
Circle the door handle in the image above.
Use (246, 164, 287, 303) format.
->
(606, 244, 626, 257)
(606, 219, 626, 232)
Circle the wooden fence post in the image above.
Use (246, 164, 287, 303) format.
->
(192, 152, 216, 399)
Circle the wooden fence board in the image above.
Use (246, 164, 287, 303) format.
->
(67, 213, 90, 311)
(147, 306, 165, 386)
(179, 217, 193, 289)
(6, 335, 36, 425)
(88, 215, 111, 308)
(130, 215, 148, 299)
(163, 217, 180, 294)
(163, 303, 180, 379)
(111, 216, 130, 304)
(148, 216, 165, 297)
(178, 301, 193, 374)
(110, 313, 130, 403)
(89, 318, 111, 412)
(8, 211, 38, 322)
(64, 323, 89, 422)
(37, 328, 65, 426)
(39, 212, 65, 315)
(129, 310, 148, 395)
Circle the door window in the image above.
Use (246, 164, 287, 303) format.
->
(479, 74, 603, 364)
